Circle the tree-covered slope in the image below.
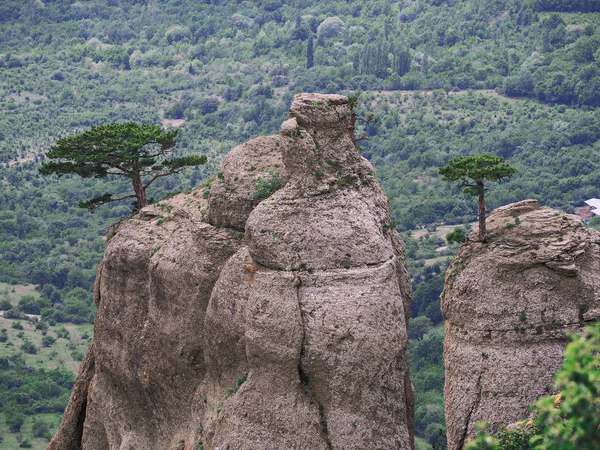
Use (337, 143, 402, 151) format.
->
(1, 0, 599, 447)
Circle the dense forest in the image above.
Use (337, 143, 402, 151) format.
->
(0, 0, 599, 447)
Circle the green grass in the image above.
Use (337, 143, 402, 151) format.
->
(0, 283, 40, 301)
(0, 317, 92, 373)
(415, 436, 433, 450)
(0, 291, 93, 447)
(0, 413, 62, 450)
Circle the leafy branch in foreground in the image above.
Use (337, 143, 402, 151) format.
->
(39, 122, 207, 212)
(466, 321, 600, 450)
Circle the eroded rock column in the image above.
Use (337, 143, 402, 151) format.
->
(200, 94, 415, 450)
(50, 94, 415, 450)
(442, 200, 600, 449)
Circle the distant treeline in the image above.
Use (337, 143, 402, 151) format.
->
(535, 0, 600, 12)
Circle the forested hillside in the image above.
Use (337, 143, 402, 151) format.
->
(0, 0, 599, 447)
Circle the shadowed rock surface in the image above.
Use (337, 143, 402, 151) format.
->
(442, 200, 600, 450)
(49, 93, 415, 450)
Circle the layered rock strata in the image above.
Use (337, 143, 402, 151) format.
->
(50, 93, 415, 450)
(442, 199, 600, 449)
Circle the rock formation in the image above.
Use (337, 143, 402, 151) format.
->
(442, 199, 600, 449)
(49, 93, 415, 450)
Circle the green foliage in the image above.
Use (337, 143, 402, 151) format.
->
(55, 327, 70, 339)
(466, 322, 600, 450)
(20, 340, 38, 354)
(70, 350, 84, 361)
(251, 169, 285, 201)
(535, 0, 600, 13)
(439, 155, 518, 197)
(440, 155, 517, 240)
(532, 322, 600, 449)
(408, 316, 434, 341)
(41, 335, 56, 347)
(306, 37, 314, 69)
(223, 375, 248, 400)
(18, 295, 49, 315)
(497, 426, 537, 450)
(466, 422, 538, 450)
(5, 410, 25, 433)
(446, 227, 467, 244)
(409, 321, 446, 441)
(40, 122, 206, 212)
(588, 216, 600, 231)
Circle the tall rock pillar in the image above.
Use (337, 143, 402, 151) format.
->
(442, 200, 600, 449)
(50, 93, 415, 450)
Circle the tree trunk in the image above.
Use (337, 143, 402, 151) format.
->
(477, 181, 486, 241)
(132, 172, 147, 210)
(348, 107, 357, 145)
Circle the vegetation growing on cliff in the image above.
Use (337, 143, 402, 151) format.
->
(40, 122, 206, 211)
(466, 322, 600, 450)
(439, 155, 517, 241)
(0, 0, 599, 446)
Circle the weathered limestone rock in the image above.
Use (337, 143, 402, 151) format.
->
(207, 135, 285, 230)
(50, 93, 415, 450)
(50, 190, 245, 450)
(442, 200, 600, 449)
(202, 94, 415, 450)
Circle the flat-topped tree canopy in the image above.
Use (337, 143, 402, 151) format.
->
(39, 121, 207, 212)
(439, 154, 518, 241)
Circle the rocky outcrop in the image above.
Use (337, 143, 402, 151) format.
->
(49, 187, 246, 450)
(442, 200, 600, 449)
(207, 135, 285, 230)
(50, 93, 415, 450)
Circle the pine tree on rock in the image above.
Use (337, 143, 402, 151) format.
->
(39, 122, 207, 212)
(439, 154, 518, 241)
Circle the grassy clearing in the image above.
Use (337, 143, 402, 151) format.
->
(0, 289, 93, 446)
(0, 317, 92, 373)
(0, 412, 62, 450)
(0, 283, 40, 301)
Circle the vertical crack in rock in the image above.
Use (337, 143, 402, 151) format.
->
(296, 278, 311, 392)
(318, 403, 334, 450)
(457, 362, 484, 450)
(295, 276, 332, 450)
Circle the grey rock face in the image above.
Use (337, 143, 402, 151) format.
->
(50, 93, 415, 450)
(442, 200, 600, 449)
(50, 190, 245, 450)
(207, 135, 285, 230)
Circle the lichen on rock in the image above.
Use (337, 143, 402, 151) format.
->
(50, 93, 415, 450)
(442, 199, 600, 450)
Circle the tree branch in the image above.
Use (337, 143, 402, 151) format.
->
(143, 170, 180, 189)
